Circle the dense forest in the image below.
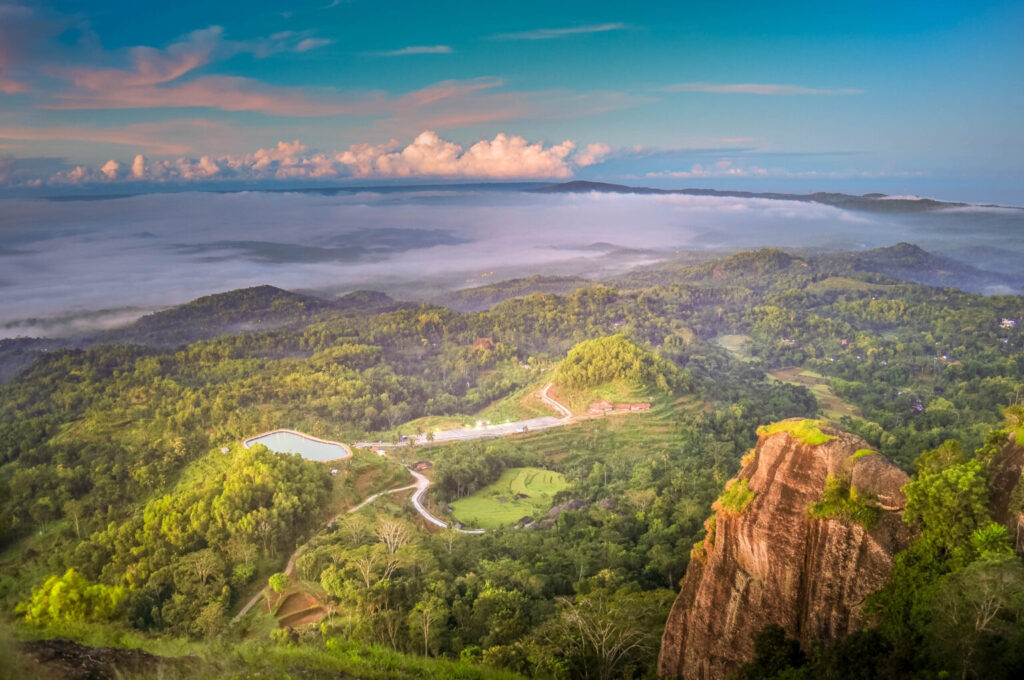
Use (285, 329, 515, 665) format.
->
(2, 245, 1023, 679)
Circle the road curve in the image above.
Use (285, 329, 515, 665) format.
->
(408, 468, 485, 534)
(539, 382, 573, 420)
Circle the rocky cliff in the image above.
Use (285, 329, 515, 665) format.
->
(658, 420, 912, 680)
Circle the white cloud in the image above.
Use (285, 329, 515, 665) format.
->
(367, 45, 453, 56)
(574, 143, 611, 167)
(646, 161, 924, 180)
(294, 37, 331, 52)
(664, 82, 862, 95)
(492, 23, 629, 40)
(45, 131, 595, 184)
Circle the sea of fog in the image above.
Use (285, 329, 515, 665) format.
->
(1, 188, 1023, 338)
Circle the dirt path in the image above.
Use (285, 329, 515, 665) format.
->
(232, 479, 419, 621)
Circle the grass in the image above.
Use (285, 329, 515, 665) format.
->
(450, 467, 569, 529)
(852, 448, 877, 460)
(715, 334, 753, 360)
(552, 379, 658, 415)
(757, 419, 835, 446)
(4, 622, 526, 680)
(713, 478, 755, 514)
(768, 367, 860, 420)
(807, 474, 882, 529)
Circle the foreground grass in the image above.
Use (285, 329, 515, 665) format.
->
(4, 621, 525, 680)
(451, 466, 569, 529)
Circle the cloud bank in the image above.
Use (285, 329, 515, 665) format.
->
(44, 131, 607, 185)
(5, 188, 1018, 338)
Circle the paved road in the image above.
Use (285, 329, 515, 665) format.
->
(408, 468, 485, 534)
(355, 383, 573, 450)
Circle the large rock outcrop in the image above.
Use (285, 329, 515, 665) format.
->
(658, 420, 912, 680)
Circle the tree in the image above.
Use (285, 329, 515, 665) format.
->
(928, 554, 1024, 680)
(63, 499, 84, 539)
(377, 518, 412, 554)
(408, 593, 448, 656)
(19, 569, 125, 625)
(547, 581, 673, 680)
(269, 572, 289, 594)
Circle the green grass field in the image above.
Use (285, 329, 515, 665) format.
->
(557, 379, 651, 414)
(450, 467, 569, 529)
(715, 334, 753, 360)
(768, 367, 860, 420)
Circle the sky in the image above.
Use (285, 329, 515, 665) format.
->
(0, 0, 1022, 202)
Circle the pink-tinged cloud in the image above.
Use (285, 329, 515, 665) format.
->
(0, 75, 29, 93)
(664, 82, 862, 95)
(48, 75, 384, 116)
(574, 143, 611, 167)
(46, 130, 600, 184)
(0, 123, 201, 155)
(336, 130, 577, 178)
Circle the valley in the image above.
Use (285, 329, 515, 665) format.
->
(2, 244, 1023, 680)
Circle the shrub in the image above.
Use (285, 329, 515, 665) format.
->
(808, 474, 881, 529)
(715, 478, 755, 514)
(757, 419, 835, 446)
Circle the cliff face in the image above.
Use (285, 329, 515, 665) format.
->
(658, 421, 912, 680)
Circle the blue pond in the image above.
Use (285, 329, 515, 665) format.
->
(245, 430, 350, 462)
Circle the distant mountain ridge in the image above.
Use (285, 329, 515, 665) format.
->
(536, 180, 1022, 213)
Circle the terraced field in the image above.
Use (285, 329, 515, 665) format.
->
(450, 467, 569, 529)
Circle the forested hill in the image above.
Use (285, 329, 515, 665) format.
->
(2, 245, 1024, 678)
(87, 285, 330, 347)
(612, 244, 1022, 294)
(535, 180, 1019, 213)
(436, 275, 592, 312)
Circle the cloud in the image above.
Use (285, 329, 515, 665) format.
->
(664, 82, 863, 95)
(574, 143, 611, 167)
(367, 45, 453, 56)
(645, 160, 923, 180)
(43, 130, 597, 184)
(492, 23, 629, 40)
(0, 120, 235, 155)
(295, 37, 332, 52)
(336, 131, 576, 178)
(40, 24, 337, 114)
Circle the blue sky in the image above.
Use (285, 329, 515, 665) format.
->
(1, 0, 1022, 201)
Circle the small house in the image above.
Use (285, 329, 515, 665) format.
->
(589, 400, 614, 413)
